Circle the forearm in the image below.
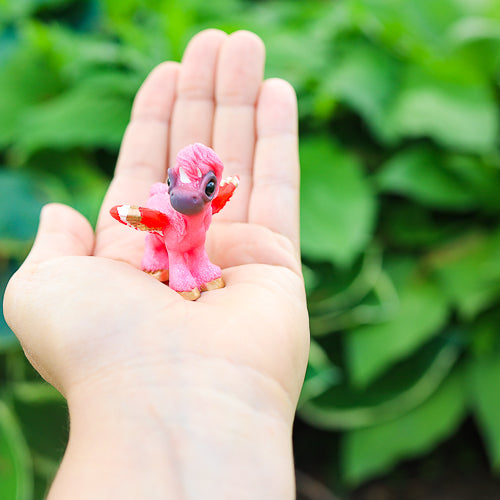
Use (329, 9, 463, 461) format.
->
(48, 362, 297, 499)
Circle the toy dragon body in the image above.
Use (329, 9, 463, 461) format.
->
(110, 143, 238, 300)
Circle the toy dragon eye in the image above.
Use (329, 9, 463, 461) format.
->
(205, 180, 216, 197)
(167, 178, 170, 187)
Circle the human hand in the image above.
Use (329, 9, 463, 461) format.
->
(4, 30, 309, 498)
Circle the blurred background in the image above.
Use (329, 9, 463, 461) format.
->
(0, 0, 500, 498)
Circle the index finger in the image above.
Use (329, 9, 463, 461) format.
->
(94, 62, 179, 263)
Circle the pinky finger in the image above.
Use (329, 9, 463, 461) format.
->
(249, 79, 300, 252)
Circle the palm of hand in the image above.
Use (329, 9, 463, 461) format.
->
(4, 30, 309, 423)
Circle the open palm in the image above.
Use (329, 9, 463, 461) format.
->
(5, 30, 309, 426)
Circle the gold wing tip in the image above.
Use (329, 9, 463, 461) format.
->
(220, 176, 240, 188)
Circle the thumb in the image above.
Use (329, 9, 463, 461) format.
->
(3, 204, 95, 388)
(23, 203, 95, 266)
(4, 203, 94, 322)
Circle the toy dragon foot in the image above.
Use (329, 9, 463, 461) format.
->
(178, 288, 201, 301)
(200, 278, 225, 292)
(145, 269, 170, 282)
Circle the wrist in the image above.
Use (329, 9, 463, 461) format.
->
(50, 356, 297, 499)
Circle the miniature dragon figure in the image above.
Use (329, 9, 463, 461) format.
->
(110, 143, 239, 301)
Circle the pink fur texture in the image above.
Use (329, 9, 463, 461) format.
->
(141, 143, 224, 293)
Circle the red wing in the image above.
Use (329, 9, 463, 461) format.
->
(110, 205, 169, 235)
(212, 176, 240, 215)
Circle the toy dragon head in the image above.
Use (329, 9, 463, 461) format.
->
(167, 143, 224, 215)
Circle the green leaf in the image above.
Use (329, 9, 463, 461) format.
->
(299, 340, 341, 406)
(430, 229, 500, 319)
(300, 339, 459, 429)
(0, 263, 19, 351)
(469, 352, 500, 469)
(0, 167, 73, 257)
(0, 400, 33, 500)
(347, 277, 449, 387)
(300, 138, 376, 266)
(11, 382, 67, 465)
(0, 43, 63, 148)
(378, 200, 464, 250)
(10, 383, 67, 498)
(443, 154, 500, 213)
(308, 246, 383, 314)
(17, 72, 136, 155)
(343, 369, 467, 484)
(0, 170, 51, 244)
(310, 269, 399, 335)
(350, 0, 473, 60)
(449, 17, 500, 47)
(469, 309, 500, 358)
(28, 152, 110, 226)
(320, 39, 400, 138)
(376, 146, 476, 209)
(384, 65, 498, 153)
(0, 0, 82, 21)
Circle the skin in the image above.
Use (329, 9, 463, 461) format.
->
(3, 30, 309, 499)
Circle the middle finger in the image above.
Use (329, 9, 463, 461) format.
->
(168, 29, 227, 169)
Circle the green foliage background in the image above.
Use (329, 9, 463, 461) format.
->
(0, 0, 500, 497)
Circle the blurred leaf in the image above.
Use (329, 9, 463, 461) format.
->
(300, 138, 376, 266)
(0, 43, 64, 148)
(28, 21, 136, 78)
(469, 309, 500, 357)
(347, 277, 449, 387)
(429, 230, 500, 319)
(26, 151, 110, 225)
(62, 163, 108, 225)
(449, 17, 500, 46)
(0, 262, 18, 351)
(308, 246, 384, 317)
(351, 0, 470, 60)
(342, 368, 467, 485)
(0, 168, 71, 255)
(299, 340, 341, 406)
(443, 154, 500, 213)
(11, 382, 67, 465)
(320, 39, 400, 138)
(0, 0, 84, 21)
(469, 352, 500, 469)
(9, 382, 66, 498)
(265, 29, 327, 91)
(0, 400, 33, 500)
(17, 71, 136, 155)
(378, 200, 464, 250)
(376, 146, 476, 209)
(310, 269, 399, 335)
(302, 263, 320, 295)
(0, 23, 19, 61)
(384, 65, 498, 152)
(0, 170, 49, 244)
(301, 339, 459, 429)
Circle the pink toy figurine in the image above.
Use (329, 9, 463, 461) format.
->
(110, 143, 239, 301)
